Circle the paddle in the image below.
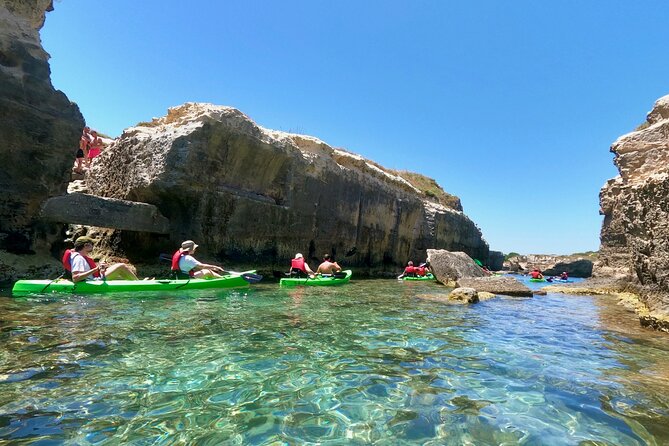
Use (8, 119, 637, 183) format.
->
(224, 270, 263, 284)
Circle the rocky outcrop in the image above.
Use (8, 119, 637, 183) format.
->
(41, 193, 170, 234)
(503, 254, 594, 278)
(85, 103, 489, 270)
(456, 276, 533, 297)
(598, 94, 669, 328)
(448, 287, 479, 304)
(0, 0, 83, 254)
(426, 249, 487, 284)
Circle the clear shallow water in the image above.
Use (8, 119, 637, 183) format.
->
(0, 280, 668, 445)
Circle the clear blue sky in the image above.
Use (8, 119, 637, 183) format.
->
(42, 0, 669, 255)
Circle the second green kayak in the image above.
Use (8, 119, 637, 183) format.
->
(401, 274, 435, 281)
(280, 270, 352, 286)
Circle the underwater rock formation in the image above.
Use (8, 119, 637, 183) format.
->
(599, 94, 669, 330)
(86, 103, 490, 270)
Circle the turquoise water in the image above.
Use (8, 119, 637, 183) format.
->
(1, 280, 668, 445)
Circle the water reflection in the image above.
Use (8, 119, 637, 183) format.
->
(0, 281, 667, 444)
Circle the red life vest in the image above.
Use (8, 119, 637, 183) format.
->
(404, 265, 416, 274)
(172, 250, 195, 276)
(62, 249, 100, 277)
(291, 257, 307, 273)
(530, 270, 541, 279)
(416, 266, 427, 276)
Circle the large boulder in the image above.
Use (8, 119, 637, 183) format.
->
(85, 103, 490, 270)
(426, 249, 486, 284)
(456, 276, 533, 297)
(0, 0, 84, 254)
(598, 94, 669, 328)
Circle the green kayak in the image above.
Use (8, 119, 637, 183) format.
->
(401, 274, 435, 281)
(11, 271, 258, 296)
(529, 278, 546, 282)
(280, 270, 352, 287)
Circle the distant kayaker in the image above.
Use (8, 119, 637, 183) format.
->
(316, 254, 342, 276)
(560, 271, 569, 280)
(397, 261, 417, 279)
(171, 240, 226, 279)
(529, 268, 544, 280)
(290, 253, 315, 278)
(66, 236, 139, 282)
(417, 262, 432, 276)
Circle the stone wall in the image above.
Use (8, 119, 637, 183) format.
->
(598, 94, 669, 327)
(0, 0, 83, 254)
(86, 103, 489, 271)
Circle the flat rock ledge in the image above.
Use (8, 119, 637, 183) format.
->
(456, 276, 533, 297)
(544, 278, 669, 334)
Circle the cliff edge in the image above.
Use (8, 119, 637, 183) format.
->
(599, 94, 669, 330)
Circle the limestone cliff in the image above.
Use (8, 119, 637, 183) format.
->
(599, 94, 669, 330)
(86, 103, 489, 271)
(0, 0, 83, 253)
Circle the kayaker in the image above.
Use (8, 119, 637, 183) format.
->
(397, 261, 417, 279)
(560, 271, 569, 280)
(172, 240, 225, 279)
(529, 268, 544, 280)
(417, 262, 432, 276)
(290, 253, 315, 278)
(316, 254, 342, 276)
(67, 236, 139, 282)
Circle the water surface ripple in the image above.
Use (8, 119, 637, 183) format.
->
(1, 280, 668, 444)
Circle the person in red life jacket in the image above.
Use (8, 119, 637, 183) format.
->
(416, 261, 432, 276)
(529, 268, 544, 280)
(290, 253, 315, 278)
(172, 240, 225, 279)
(316, 254, 342, 276)
(397, 261, 417, 279)
(560, 271, 569, 280)
(65, 236, 139, 282)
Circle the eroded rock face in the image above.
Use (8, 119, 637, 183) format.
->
(599, 94, 669, 327)
(87, 103, 489, 270)
(0, 0, 84, 253)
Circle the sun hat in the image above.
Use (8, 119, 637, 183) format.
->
(181, 240, 198, 251)
(295, 253, 303, 259)
(74, 236, 96, 249)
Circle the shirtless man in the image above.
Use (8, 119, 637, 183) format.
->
(316, 254, 342, 276)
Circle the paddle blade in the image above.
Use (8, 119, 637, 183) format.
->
(241, 273, 263, 284)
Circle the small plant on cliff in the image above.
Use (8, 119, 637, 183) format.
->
(504, 252, 521, 260)
(392, 170, 462, 211)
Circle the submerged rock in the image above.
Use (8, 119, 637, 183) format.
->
(448, 287, 479, 304)
(86, 103, 490, 270)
